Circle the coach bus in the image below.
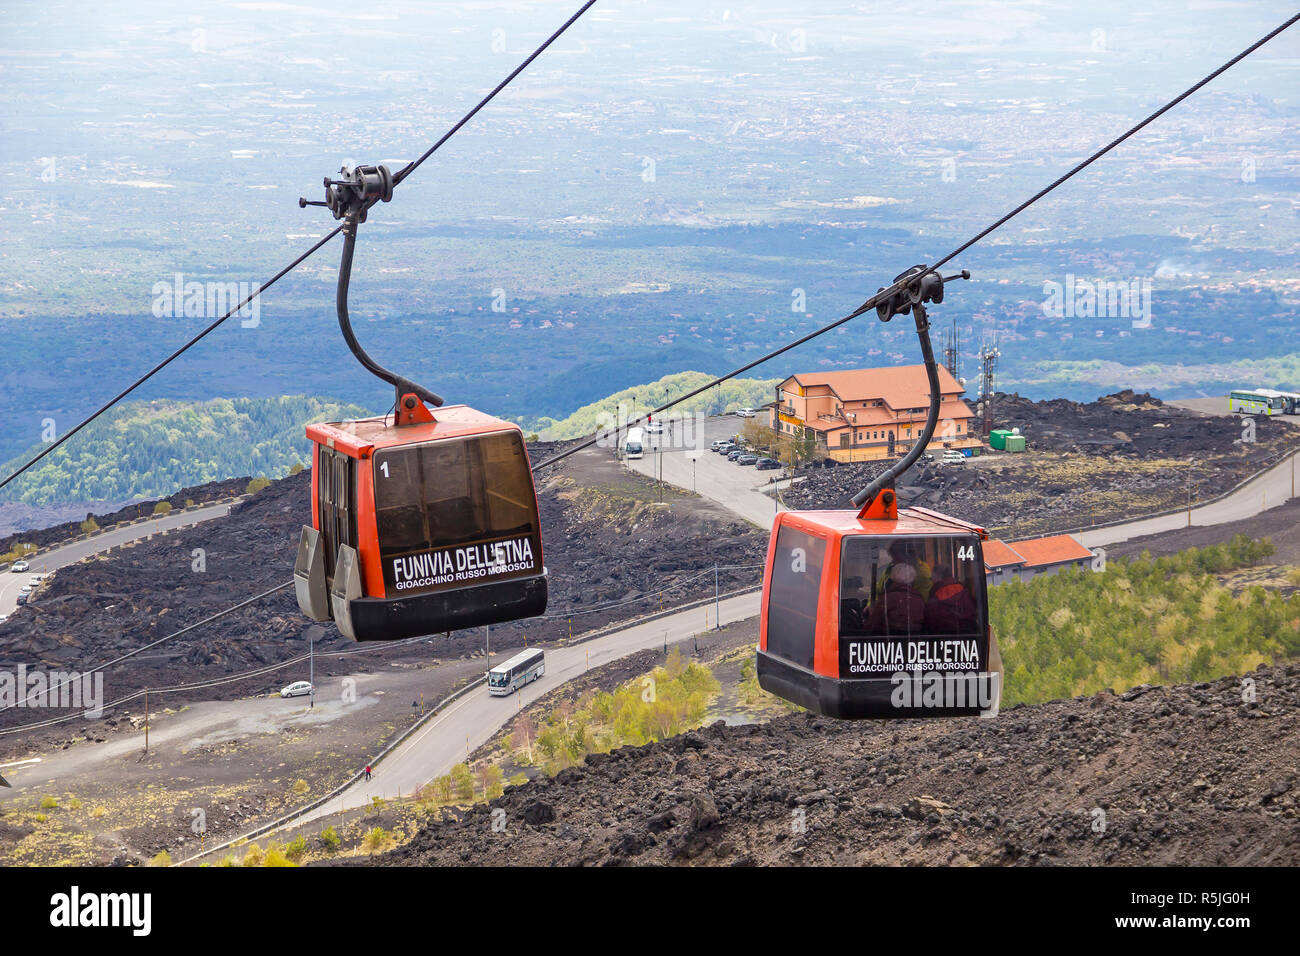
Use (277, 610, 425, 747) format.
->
(1229, 389, 1287, 416)
(487, 648, 545, 696)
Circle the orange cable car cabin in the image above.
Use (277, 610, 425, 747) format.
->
(291, 164, 547, 642)
(294, 400, 547, 641)
(756, 489, 1002, 719)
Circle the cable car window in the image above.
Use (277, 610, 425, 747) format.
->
(765, 525, 826, 670)
(373, 431, 541, 596)
(316, 447, 357, 578)
(840, 535, 985, 640)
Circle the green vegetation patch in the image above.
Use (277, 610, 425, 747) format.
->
(996, 535, 1296, 706)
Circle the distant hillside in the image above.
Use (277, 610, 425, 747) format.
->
(0, 396, 371, 505)
(527, 371, 780, 440)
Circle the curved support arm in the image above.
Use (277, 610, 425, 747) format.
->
(336, 223, 444, 408)
(851, 303, 940, 508)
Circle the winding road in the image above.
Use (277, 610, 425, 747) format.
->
(0, 502, 236, 618)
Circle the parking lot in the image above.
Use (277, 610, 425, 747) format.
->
(626, 414, 790, 528)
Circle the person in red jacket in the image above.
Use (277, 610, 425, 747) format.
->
(924, 564, 978, 634)
(364, 765, 372, 781)
(863, 561, 926, 635)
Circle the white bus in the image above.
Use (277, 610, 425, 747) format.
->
(623, 427, 644, 460)
(1229, 389, 1287, 415)
(487, 648, 545, 696)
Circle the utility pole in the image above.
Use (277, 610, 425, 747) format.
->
(714, 564, 720, 631)
(143, 688, 149, 754)
(309, 629, 314, 709)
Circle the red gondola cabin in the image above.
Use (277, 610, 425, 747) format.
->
(294, 401, 547, 641)
(757, 490, 1002, 719)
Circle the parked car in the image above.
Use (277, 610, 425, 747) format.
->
(710, 439, 731, 452)
(11, 560, 30, 573)
(29, 575, 45, 586)
(737, 455, 758, 465)
(942, 450, 966, 464)
(756, 457, 780, 470)
(280, 680, 313, 699)
(727, 449, 745, 461)
(15, 594, 27, 606)
(18, 586, 31, 596)
(735, 407, 758, 418)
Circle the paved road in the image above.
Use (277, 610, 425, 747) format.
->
(1077, 451, 1300, 549)
(630, 415, 788, 528)
(289, 591, 762, 828)
(0, 502, 235, 618)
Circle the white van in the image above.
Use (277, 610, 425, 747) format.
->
(624, 427, 645, 460)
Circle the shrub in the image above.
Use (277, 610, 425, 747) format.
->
(39, 796, 59, 810)
(284, 835, 307, 862)
(245, 477, 271, 495)
(150, 849, 172, 867)
(80, 517, 100, 534)
(241, 844, 265, 867)
(291, 779, 309, 796)
(152, 501, 172, 515)
(362, 827, 392, 854)
(450, 764, 474, 802)
(319, 826, 340, 852)
(262, 843, 295, 867)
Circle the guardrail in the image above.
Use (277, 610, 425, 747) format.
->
(3, 496, 247, 564)
(175, 581, 765, 866)
(1049, 447, 1299, 540)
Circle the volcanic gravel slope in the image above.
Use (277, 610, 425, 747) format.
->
(381, 663, 1300, 866)
(783, 390, 1298, 535)
(0, 445, 764, 728)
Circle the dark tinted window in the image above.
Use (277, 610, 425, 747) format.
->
(839, 535, 986, 640)
(373, 431, 541, 596)
(765, 525, 826, 669)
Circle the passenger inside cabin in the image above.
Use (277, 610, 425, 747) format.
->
(863, 560, 926, 635)
(875, 538, 932, 599)
(924, 563, 978, 634)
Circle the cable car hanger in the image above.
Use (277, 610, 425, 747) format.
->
(851, 265, 970, 515)
(300, 164, 444, 422)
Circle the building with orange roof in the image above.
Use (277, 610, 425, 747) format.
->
(769, 365, 980, 462)
(984, 533, 1096, 584)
